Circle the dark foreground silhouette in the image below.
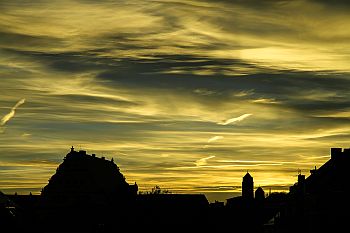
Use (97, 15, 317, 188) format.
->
(1, 147, 350, 232)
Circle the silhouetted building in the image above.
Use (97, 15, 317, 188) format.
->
(274, 147, 350, 233)
(40, 147, 138, 231)
(255, 187, 265, 202)
(226, 195, 244, 208)
(41, 147, 137, 203)
(137, 193, 208, 210)
(7, 145, 350, 233)
(135, 194, 209, 231)
(226, 172, 255, 207)
(5, 193, 41, 232)
(210, 200, 225, 209)
(0, 191, 17, 230)
(242, 172, 254, 200)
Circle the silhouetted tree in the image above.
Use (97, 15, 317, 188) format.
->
(151, 185, 171, 194)
(140, 185, 171, 194)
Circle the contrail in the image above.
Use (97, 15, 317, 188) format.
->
(207, 136, 224, 143)
(218, 113, 252, 125)
(195, 155, 215, 167)
(0, 98, 26, 126)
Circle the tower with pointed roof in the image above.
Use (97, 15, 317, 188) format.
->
(242, 172, 254, 200)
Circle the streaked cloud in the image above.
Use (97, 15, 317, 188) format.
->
(207, 135, 224, 143)
(0, 98, 26, 127)
(195, 155, 215, 167)
(252, 98, 279, 104)
(218, 114, 253, 125)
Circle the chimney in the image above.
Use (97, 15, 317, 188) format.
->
(92, 154, 96, 157)
(297, 174, 306, 195)
(310, 166, 317, 175)
(343, 148, 350, 155)
(298, 174, 305, 184)
(331, 148, 342, 160)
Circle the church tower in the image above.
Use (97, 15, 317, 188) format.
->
(242, 172, 254, 200)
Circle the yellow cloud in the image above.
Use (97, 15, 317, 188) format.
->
(0, 98, 26, 127)
(207, 135, 224, 143)
(195, 155, 215, 167)
(218, 114, 252, 125)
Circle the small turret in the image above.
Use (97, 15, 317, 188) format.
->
(255, 187, 265, 202)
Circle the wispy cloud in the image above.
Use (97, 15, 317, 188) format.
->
(0, 98, 26, 127)
(207, 135, 224, 143)
(193, 88, 216, 96)
(195, 155, 215, 167)
(218, 114, 252, 125)
(252, 98, 279, 104)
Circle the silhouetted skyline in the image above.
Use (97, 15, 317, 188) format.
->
(2, 146, 350, 232)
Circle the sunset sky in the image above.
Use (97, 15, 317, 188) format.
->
(1, 0, 350, 202)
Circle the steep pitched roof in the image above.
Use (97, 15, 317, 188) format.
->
(243, 172, 253, 180)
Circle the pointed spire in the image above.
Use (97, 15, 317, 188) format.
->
(71, 146, 75, 152)
(244, 172, 252, 179)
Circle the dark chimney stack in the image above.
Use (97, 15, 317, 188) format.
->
(343, 148, 350, 155)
